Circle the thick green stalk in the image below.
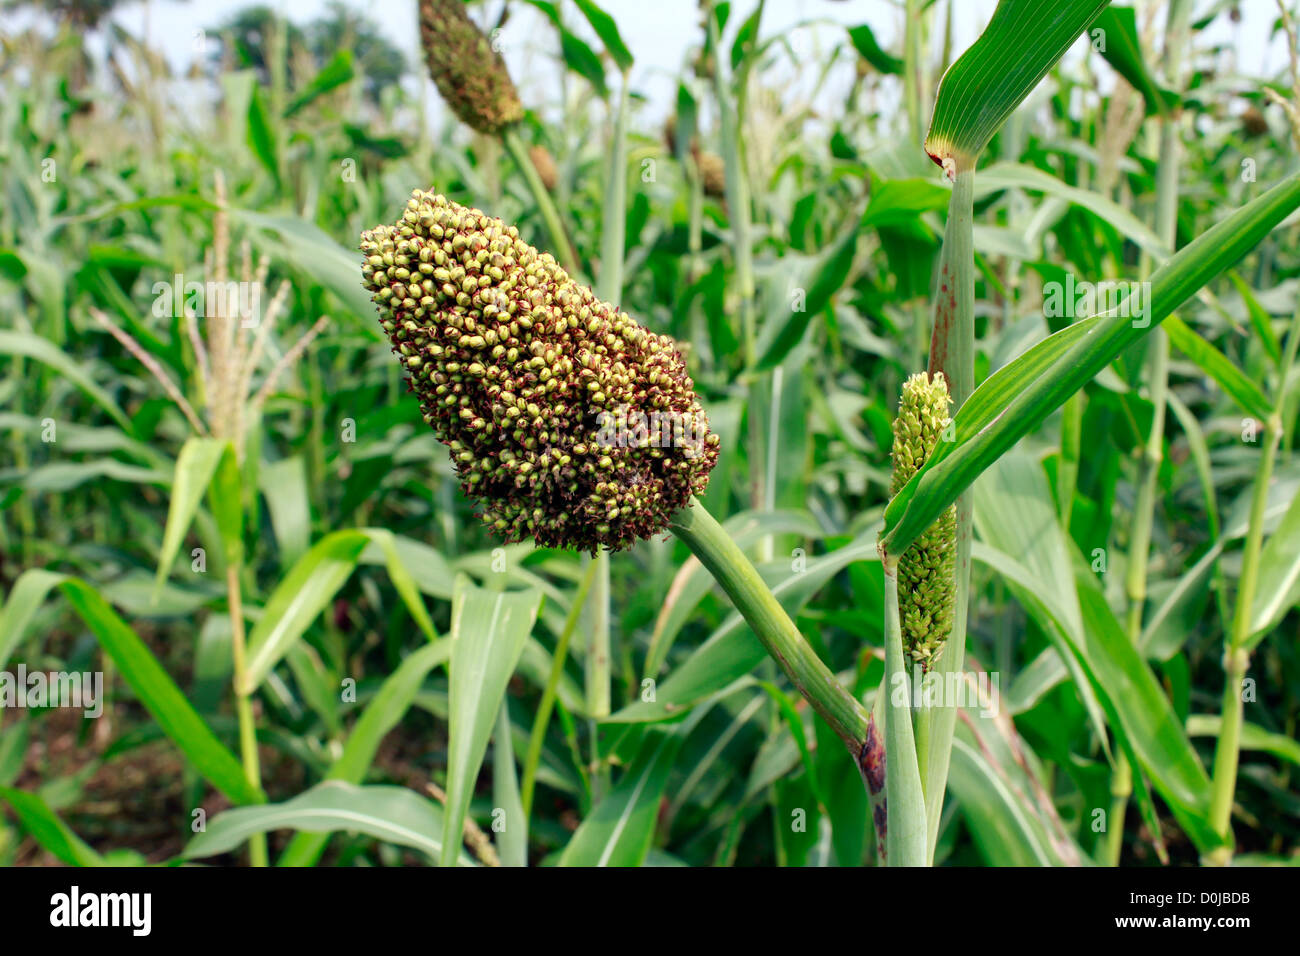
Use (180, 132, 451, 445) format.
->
(226, 561, 267, 867)
(883, 561, 929, 866)
(501, 126, 579, 275)
(668, 500, 872, 756)
(917, 166, 975, 859)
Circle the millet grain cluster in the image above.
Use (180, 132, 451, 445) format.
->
(890, 371, 958, 668)
(361, 191, 719, 553)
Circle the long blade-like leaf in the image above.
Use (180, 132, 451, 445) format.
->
(186, 781, 473, 865)
(276, 640, 450, 866)
(558, 730, 682, 866)
(440, 577, 541, 866)
(925, 0, 1111, 169)
(153, 438, 239, 601)
(882, 171, 1300, 557)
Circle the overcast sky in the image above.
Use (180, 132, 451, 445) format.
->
(12, 1, 1294, 126)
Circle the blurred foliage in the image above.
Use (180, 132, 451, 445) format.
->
(0, 0, 1297, 868)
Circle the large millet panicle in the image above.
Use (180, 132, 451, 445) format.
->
(419, 0, 524, 135)
(360, 191, 719, 554)
(890, 371, 957, 669)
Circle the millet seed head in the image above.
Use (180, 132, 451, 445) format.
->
(890, 371, 957, 669)
(419, 0, 524, 135)
(360, 190, 720, 554)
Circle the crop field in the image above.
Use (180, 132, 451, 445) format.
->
(1, 0, 1299, 875)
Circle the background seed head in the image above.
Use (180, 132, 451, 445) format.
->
(418, 0, 524, 135)
(528, 144, 559, 191)
(361, 190, 720, 554)
(890, 371, 957, 668)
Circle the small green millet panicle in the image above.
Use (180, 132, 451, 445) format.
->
(890, 371, 957, 669)
(360, 191, 719, 554)
(419, 0, 523, 135)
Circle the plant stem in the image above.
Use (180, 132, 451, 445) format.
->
(521, 557, 599, 818)
(1111, 0, 1191, 865)
(882, 560, 929, 866)
(917, 165, 975, 860)
(705, 2, 773, 559)
(1207, 426, 1277, 849)
(583, 553, 611, 802)
(582, 72, 631, 800)
(904, 0, 924, 146)
(502, 126, 579, 275)
(668, 499, 871, 757)
(226, 561, 267, 867)
(1207, 295, 1300, 860)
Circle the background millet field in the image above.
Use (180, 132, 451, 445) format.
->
(1, 0, 1299, 868)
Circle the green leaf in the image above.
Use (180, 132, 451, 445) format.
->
(240, 530, 370, 693)
(284, 50, 354, 117)
(247, 85, 280, 184)
(1248, 490, 1300, 645)
(848, 23, 903, 75)
(1187, 716, 1300, 769)
(53, 577, 263, 805)
(1093, 7, 1178, 115)
(0, 330, 130, 431)
(186, 781, 473, 865)
(492, 702, 527, 867)
(925, 0, 1111, 167)
(0, 787, 105, 866)
(364, 528, 437, 641)
(558, 730, 683, 866)
(947, 738, 1082, 866)
(0, 568, 68, 668)
(277, 640, 450, 866)
(441, 577, 542, 866)
(975, 162, 1169, 262)
(259, 456, 311, 568)
(1163, 315, 1272, 421)
(153, 438, 240, 602)
(559, 28, 608, 96)
(525, 1, 609, 96)
(1071, 576, 1220, 853)
(754, 222, 859, 371)
(882, 170, 1300, 557)
(883, 570, 927, 866)
(971, 453, 1109, 751)
(1227, 272, 1282, 366)
(861, 178, 951, 229)
(730, 4, 762, 73)
(230, 209, 377, 330)
(574, 0, 633, 72)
